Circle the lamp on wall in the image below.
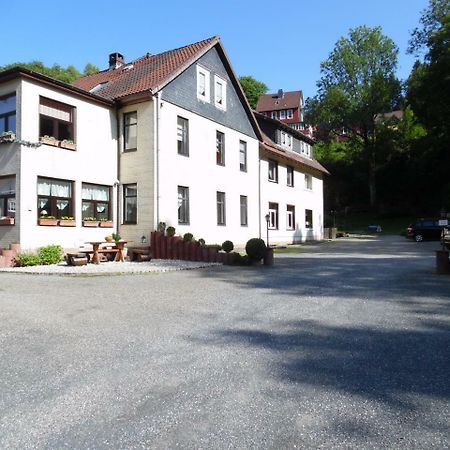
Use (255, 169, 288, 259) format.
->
(141, 235, 147, 244)
(265, 213, 270, 248)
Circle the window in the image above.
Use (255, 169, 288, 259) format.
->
(124, 112, 137, 151)
(240, 195, 248, 226)
(37, 177, 73, 219)
(39, 97, 75, 141)
(82, 183, 111, 220)
(239, 140, 247, 172)
(0, 176, 15, 218)
(287, 109, 293, 119)
(268, 202, 279, 229)
(287, 166, 294, 187)
(177, 116, 189, 156)
(216, 131, 225, 165)
(305, 174, 313, 190)
(217, 191, 226, 225)
(178, 186, 189, 224)
(197, 65, 210, 102)
(0, 94, 16, 134)
(123, 184, 137, 224)
(287, 205, 295, 230)
(271, 111, 277, 119)
(305, 209, 313, 228)
(279, 110, 286, 120)
(268, 159, 278, 182)
(214, 75, 227, 109)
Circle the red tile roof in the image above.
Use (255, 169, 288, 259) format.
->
(73, 36, 219, 100)
(256, 90, 303, 112)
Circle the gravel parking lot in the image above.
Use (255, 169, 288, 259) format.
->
(0, 235, 449, 449)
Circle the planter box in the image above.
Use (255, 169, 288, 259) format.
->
(59, 219, 76, 227)
(38, 218, 58, 226)
(39, 136, 60, 147)
(99, 221, 113, 228)
(0, 132, 16, 143)
(83, 221, 99, 227)
(60, 141, 76, 151)
(0, 217, 15, 225)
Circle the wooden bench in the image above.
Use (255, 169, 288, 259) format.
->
(65, 253, 88, 266)
(128, 247, 152, 262)
(80, 248, 119, 263)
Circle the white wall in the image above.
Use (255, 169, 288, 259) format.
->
(157, 101, 261, 246)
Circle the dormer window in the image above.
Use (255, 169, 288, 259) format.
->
(287, 109, 293, 119)
(280, 110, 286, 120)
(197, 65, 210, 102)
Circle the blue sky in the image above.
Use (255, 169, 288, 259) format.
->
(6, 0, 428, 99)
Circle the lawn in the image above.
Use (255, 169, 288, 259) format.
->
(333, 213, 414, 235)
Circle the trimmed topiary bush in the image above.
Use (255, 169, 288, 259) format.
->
(222, 240, 234, 253)
(183, 232, 194, 242)
(245, 238, 267, 262)
(198, 238, 205, 246)
(231, 252, 250, 266)
(166, 226, 176, 237)
(38, 245, 63, 265)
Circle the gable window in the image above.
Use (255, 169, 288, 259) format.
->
(0, 94, 16, 134)
(216, 131, 225, 165)
(240, 195, 248, 226)
(287, 166, 294, 187)
(82, 183, 111, 220)
(123, 184, 137, 224)
(239, 140, 247, 172)
(268, 159, 278, 182)
(177, 116, 189, 156)
(178, 186, 189, 224)
(0, 176, 15, 218)
(287, 109, 293, 119)
(271, 111, 277, 119)
(124, 111, 137, 151)
(39, 97, 75, 142)
(214, 75, 227, 110)
(37, 177, 73, 219)
(287, 205, 295, 230)
(305, 209, 313, 228)
(268, 202, 279, 230)
(279, 110, 286, 120)
(197, 65, 210, 102)
(217, 191, 226, 225)
(305, 174, 313, 190)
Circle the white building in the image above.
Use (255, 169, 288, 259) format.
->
(0, 36, 327, 252)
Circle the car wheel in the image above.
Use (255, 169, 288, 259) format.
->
(415, 234, 424, 242)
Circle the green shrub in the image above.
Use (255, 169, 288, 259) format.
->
(245, 238, 267, 262)
(231, 252, 250, 266)
(166, 226, 176, 237)
(183, 232, 194, 242)
(222, 240, 234, 253)
(38, 245, 63, 265)
(158, 221, 166, 233)
(205, 244, 222, 250)
(16, 252, 41, 267)
(112, 232, 121, 241)
(198, 238, 205, 246)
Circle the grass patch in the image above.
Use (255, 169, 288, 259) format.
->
(334, 213, 414, 235)
(274, 246, 305, 254)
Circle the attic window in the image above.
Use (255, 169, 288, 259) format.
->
(90, 82, 108, 93)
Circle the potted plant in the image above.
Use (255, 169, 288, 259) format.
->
(60, 139, 76, 150)
(39, 135, 60, 147)
(99, 218, 113, 228)
(38, 215, 58, 226)
(59, 216, 76, 227)
(105, 235, 113, 243)
(0, 131, 16, 143)
(82, 217, 99, 227)
(0, 215, 15, 225)
(112, 232, 121, 242)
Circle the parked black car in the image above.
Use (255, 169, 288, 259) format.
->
(406, 219, 448, 242)
(442, 227, 450, 250)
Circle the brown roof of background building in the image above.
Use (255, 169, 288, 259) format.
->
(256, 90, 303, 112)
(72, 36, 219, 100)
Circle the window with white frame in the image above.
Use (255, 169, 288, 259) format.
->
(217, 191, 226, 225)
(178, 186, 189, 224)
(287, 109, 293, 119)
(216, 131, 225, 166)
(279, 110, 286, 120)
(214, 75, 227, 109)
(268, 202, 278, 229)
(287, 205, 295, 230)
(240, 195, 248, 226)
(268, 159, 278, 182)
(177, 116, 189, 156)
(239, 140, 247, 172)
(271, 111, 277, 119)
(305, 209, 313, 228)
(196, 65, 210, 102)
(37, 177, 73, 219)
(0, 176, 15, 218)
(287, 166, 294, 187)
(305, 174, 313, 190)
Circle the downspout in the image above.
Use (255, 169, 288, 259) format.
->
(153, 92, 161, 228)
(115, 105, 121, 236)
(258, 146, 262, 239)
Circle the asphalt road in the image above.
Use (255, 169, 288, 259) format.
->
(0, 236, 449, 449)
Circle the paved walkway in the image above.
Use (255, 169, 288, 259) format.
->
(0, 236, 449, 449)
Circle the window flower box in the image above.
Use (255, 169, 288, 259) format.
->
(38, 216, 58, 226)
(0, 216, 15, 225)
(0, 131, 16, 143)
(99, 220, 113, 228)
(60, 140, 76, 151)
(82, 218, 99, 227)
(59, 217, 76, 227)
(39, 136, 60, 147)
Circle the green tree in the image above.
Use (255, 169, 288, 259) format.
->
(83, 63, 100, 76)
(239, 75, 268, 109)
(307, 26, 401, 208)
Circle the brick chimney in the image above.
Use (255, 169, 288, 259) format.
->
(109, 52, 124, 70)
(277, 89, 284, 98)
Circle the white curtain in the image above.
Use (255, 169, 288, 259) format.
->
(82, 184, 109, 201)
(38, 179, 71, 197)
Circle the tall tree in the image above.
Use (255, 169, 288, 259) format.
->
(307, 26, 401, 208)
(239, 76, 268, 109)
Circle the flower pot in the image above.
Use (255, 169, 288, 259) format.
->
(0, 217, 15, 225)
(10, 243, 21, 255)
(38, 218, 58, 226)
(99, 221, 113, 228)
(39, 136, 60, 147)
(1, 249, 15, 267)
(60, 141, 76, 151)
(83, 221, 99, 227)
(59, 219, 76, 227)
(0, 132, 16, 143)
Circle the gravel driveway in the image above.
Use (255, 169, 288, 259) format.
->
(0, 235, 449, 449)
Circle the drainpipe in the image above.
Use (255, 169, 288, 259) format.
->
(258, 147, 262, 239)
(154, 92, 161, 228)
(115, 105, 121, 236)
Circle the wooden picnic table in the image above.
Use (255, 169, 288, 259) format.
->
(85, 241, 131, 264)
